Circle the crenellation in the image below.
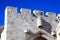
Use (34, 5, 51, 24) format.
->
(5, 6, 18, 20)
(20, 8, 33, 25)
(20, 8, 31, 14)
(5, 6, 17, 13)
(33, 10, 44, 17)
(1, 6, 60, 40)
(45, 12, 56, 18)
(20, 8, 31, 19)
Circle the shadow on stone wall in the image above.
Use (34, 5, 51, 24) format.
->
(42, 18, 52, 34)
(0, 26, 4, 38)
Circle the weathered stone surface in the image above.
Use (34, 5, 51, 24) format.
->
(1, 6, 60, 40)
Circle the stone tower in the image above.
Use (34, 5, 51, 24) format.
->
(1, 6, 60, 40)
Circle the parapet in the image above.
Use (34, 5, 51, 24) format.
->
(20, 8, 31, 14)
(46, 12, 56, 17)
(5, 6, 60, 19)
(33, 10, 44, 17)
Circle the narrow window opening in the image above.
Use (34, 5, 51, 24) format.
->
(53, 34, 56, 37)
(32, 14, 37, 18)
(38, 25, 43, 29)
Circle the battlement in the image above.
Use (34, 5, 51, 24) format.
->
(5, 6, 60, 18)
(5, 6, 60, 29)
(46, 12, 56, 17)
(5, 6, 60, 33)
(3, 6, 60, 40)
(5, 6, 17, 13)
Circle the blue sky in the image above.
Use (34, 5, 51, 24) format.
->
(0, 0, 60, 25)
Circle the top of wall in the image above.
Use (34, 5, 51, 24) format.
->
(5, 6, 60, 31)
(5, 6, 60, 18)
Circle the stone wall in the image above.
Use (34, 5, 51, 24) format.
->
(1, 6, 60, 40)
